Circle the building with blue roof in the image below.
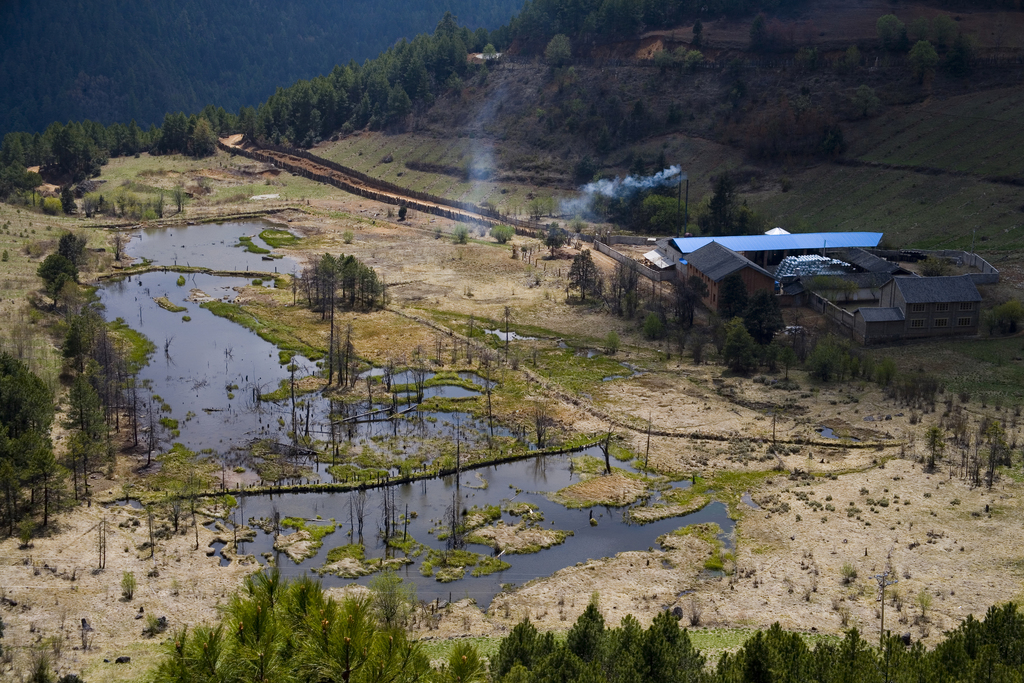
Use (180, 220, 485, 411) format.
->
(667, 232, 884, 267)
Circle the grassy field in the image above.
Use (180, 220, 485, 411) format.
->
(316, 132, 560, 218)
(753, 162, 1024, 251)
(871, 334, 1024, 405)
(0, 202, 108, 387)
(96, 150, 353, 211)
(847, 86, 1024, 179)
(315, 129, 745, 222)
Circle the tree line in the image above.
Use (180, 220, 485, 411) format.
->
(0, 232, 163, 541)
(0, 0, 525, 138)
(0, 11, 506, 200)
(136, 570, 1024, 683)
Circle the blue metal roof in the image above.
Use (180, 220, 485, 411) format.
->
(670, 232, 883, 255)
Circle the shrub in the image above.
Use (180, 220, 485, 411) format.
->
(452, 224, 469, 244)
(916, 589, 933, 619)
(18, 519, 33, 548)
(544, 34, 572, 67)
(683, 49, 704, 72)
(605, 330, 620, 354)
(840, 562, 857, 584)
(985, 300, 1024, 335)
(490, 225, 514, 244)
(920, 255, 949, 277)
(343, 230, 354, 244)
(176, 275, 186, 286)
(42, 197, 62, 215)
(643, 313, 664, 340)
(877, 14, 907, 51)
(122, 571, 137, 600)
(875, 357, 897, 386)
(143, 613, 168, 637)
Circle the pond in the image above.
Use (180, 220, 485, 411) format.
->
(817, 426, 860, 442)
(101, 221, 733, 607)
(126, 219, 301, 274)
(231, 451, 735, 608)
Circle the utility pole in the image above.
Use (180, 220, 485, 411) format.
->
(683, 175, 689, 234)
(676, 172, 689, 237)
(645, 412, 652, 475)
(872, 558, 898, 648)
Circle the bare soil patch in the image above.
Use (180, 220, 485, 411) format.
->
(554, 472, 648, 507)
(469, 522, 571, 554)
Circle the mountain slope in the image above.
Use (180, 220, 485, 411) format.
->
(0, 0, 520, 136)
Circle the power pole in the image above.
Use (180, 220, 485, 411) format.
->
(645, 412, 652, 475)
(873, 558, 898, 648)
(97, 516, 107, 570)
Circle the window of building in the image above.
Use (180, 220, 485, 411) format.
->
(911, 319, 925, 328)
(958, 317, 972, 327)
(910, 303, 925, 313)
(960, 302, 974, 311)
(935, 303, 949, 312)
(933, 318, 948, 328)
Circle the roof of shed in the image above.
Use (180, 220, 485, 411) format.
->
(671, 232, 883, 255)
(857, 307, 905, 322)
(893, 275, 982, 303)
(844, 272, 893, 289)
(684, 242, 774, 282)
(831, 247, 902, 274)
(644, 249, 675, 270)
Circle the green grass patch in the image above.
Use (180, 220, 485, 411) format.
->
(159, 417, 179, 430)
(386, 531, 424, 556)
(871, 336, 1024, 406)
(200, 300, 323, 361)
(236, 235, 271, 254)
(325, 543, 365, 563)
(108, 317, 156, 372)
(154, 296, 187, 313)
(281, 517, 337, 544)
(420, 548, 505, 582)
(755, 163, 1023, 252)
(326, 463, 390, 483)
(151, 443, 217, 493)
(259, 228, 300, 248)
(472, 555, 512, 577)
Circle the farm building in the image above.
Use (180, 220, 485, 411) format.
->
(681, 242, 775, 312)
(853, 275, 982, 343)
(670, 232, 884, 268)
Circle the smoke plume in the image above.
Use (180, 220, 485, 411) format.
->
(561, 165, 683, 217)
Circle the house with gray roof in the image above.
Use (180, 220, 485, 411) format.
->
(681, 242, 775, 313)
(853, 275, 982, 343)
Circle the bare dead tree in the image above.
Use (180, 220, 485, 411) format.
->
(355, 490, 366, 543)
(601, 428, 613, 475)
(534, 406, 554, 449)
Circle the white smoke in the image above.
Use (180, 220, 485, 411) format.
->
(561, 165, 683, 216)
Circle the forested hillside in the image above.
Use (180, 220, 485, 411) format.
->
(0, 0, 521, 137)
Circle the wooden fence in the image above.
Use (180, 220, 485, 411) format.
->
(218, 140, 544, 231)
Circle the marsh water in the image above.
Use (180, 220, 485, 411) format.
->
(103, 222, 734, 606)
(127, 219, 300, 273)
